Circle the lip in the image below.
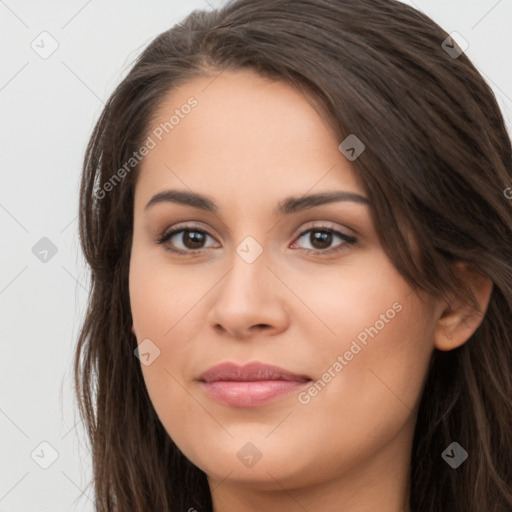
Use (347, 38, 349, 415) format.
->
(197, 361, 312, 408)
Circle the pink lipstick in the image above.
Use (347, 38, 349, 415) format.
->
(198, 361, 312, 407)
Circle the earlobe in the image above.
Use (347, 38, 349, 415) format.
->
(433, 263, 493, 352)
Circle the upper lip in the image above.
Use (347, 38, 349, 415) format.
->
(198, 361, 312, 383)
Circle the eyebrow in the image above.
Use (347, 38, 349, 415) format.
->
(144, 189, 370, 215)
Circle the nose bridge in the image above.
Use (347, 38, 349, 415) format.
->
(222, 233, 270, 301)
(209, 230, 287, 335)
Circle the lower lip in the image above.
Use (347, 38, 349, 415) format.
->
(200, 380, 311, 407)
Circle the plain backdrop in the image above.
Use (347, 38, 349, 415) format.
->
(1, 0, 511, 510)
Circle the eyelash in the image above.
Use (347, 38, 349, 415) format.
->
(156, 222, 357, 257)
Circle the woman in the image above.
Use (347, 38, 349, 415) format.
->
(74, 0, 512, 510)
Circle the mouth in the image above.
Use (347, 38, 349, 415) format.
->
(197, 361, 313, 408)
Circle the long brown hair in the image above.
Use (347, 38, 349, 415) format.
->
(74, 0, 512, 510)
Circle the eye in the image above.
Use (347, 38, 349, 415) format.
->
(156, 224, 219, 255)
(291, 224, 357, 255)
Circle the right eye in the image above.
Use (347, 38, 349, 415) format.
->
(156, 224, 220, 255)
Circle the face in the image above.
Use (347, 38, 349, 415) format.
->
(129, 69, 441, 493)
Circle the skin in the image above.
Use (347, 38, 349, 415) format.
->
(129, 69, 492, 511)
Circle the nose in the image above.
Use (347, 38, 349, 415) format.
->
(208, 241, 288, 340)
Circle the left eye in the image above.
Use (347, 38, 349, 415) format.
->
(292, 227, 356, 254)
(156, 225, 356, 255)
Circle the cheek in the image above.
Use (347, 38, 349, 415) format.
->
(309, 257, 435, 411)
(287, 259, 436, 467)
(299, 284, 435, 445)
(128, 244, 217, 432)
(129, 245, 207, 340)
(287, 251, 421, 362)
(128, 253, 204, 450)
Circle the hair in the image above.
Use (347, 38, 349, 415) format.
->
(74, 0, 512, 510)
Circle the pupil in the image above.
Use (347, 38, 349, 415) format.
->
(312, 230, 331, 249)
(185, 231, 204, 249)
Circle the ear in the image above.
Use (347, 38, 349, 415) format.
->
(434, 262, 493, 351)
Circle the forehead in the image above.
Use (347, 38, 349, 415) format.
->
(135, 69, 366, 209)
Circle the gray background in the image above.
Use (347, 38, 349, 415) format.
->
(1, 1, 511, 510)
